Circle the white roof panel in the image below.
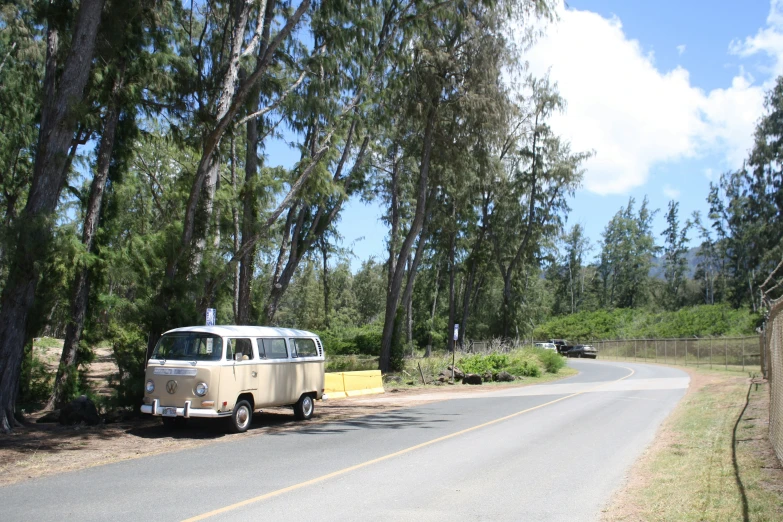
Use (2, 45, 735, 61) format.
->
(162, 325, 318, 338)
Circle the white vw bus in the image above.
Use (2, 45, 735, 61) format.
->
(140, 325, 325, 432)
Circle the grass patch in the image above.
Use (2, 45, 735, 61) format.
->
(33, 336, 64, 349)
(325, 348, 576, 388)
(325, 355, 378, 372)
(603, 368, 783, 521)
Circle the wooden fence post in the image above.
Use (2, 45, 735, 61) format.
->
(742, 336, 745, 372)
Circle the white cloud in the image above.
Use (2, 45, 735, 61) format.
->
(663, 184, 681, 199)
(677, 44, 686, 55)
(730, 0, 783, 77)
(524, 1, 771, 195)
(704, 167, 714, 180)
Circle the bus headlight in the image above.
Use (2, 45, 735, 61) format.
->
(195, 382, 208, 397)
(145, 380, 155, 393)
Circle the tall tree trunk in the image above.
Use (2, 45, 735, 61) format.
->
(231, 136, 241, 321)
(459, 259, 478, 348)
(380, 102, 438, 372)
(387, 144, 400, 295)
(426, 266, 440, 358)
(458, 194, 489, 347)
(321, 239, 330, 328)
(405, 255, 413, 345)
(400, 211, 431, 348)
(261, 125, 368, 324)
(236, 114, 259, 324)
(47, 64, 125, 410)
(0, 0, 104, 433)
(447, 208, 457, 352)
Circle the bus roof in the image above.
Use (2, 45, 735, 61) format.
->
(163, 325, 319, 338)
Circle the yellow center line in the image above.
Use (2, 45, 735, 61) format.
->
(183, 364, 636, 521)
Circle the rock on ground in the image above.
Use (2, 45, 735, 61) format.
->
(59, 395, 101, 426)
(462, 373, 483, 385)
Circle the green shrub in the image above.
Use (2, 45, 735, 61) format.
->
(316, 328, 356, 355)
(17, 344, 54, 411)
(354, 328, 383, 356)
(507, 359, 541, 377)
(459, 353, 509, 375)
(107, 323, 147, 409)
(457, 351, 546, 378)
(533, 348, 566, 373)
(315, 325, 382, 356)
(533, 304, 761, 340)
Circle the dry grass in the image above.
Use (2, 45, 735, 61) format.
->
(602, 368, 783, 522)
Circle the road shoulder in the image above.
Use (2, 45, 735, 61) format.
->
(601, 367, 783, 521)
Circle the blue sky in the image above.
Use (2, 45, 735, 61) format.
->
(269, 0, 782, 270)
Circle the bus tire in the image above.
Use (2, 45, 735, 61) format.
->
(294, 394, 314, 421)
(230, 400, 253, 433)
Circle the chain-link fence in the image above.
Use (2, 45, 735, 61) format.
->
(764, 298, 783, 465)
(590, 336, 760, 371)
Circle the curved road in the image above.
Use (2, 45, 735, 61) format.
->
(0, 360, 689, 521)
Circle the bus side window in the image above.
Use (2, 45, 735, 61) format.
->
(262, 338, 288, 359)
(256, 339, 266, 359)
(233, 339, 253, 360)
(294, 338, 317, 357)
(225, 339, 235, 361)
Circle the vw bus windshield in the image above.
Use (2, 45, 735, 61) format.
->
(151, 333, 223, 361)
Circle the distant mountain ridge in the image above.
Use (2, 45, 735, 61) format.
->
(649, 247, 701, 280)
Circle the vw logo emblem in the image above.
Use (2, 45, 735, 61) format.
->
(166, 380, 177, 394)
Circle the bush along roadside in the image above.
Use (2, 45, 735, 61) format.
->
(388, 348, 568, 386)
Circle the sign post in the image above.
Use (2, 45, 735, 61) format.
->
(451, 324, 459, 383)
(206, 308, 216, 326)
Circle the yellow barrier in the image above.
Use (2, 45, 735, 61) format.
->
(324, 373, 347, 399)
(324, 370, 385, 399)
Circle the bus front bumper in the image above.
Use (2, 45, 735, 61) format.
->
(140, 399, 228, 418)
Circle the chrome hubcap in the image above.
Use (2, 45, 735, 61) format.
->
(303, 397, 313, 416)
(237, 406, 249, 428)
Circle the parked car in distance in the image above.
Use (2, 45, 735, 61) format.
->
(549, 339, 572, 355)
(534, 342, 557, 351)
(564, 344, 597, 359)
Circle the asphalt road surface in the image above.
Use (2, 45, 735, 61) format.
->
(1, 360, 689, 522)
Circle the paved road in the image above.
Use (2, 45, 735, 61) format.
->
(1, 360, 688, 521)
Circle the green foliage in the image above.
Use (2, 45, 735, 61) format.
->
(534, 304, 761, 340)
(458, 349, 551, 378)
(459, 352, 511, 374)
(17, 344, 54, 411)
(107, 323, 147, 409)
(661, 200, 691, 310)
(316, 325, 383, 355)
(598, 197, 658, 309)
(34, 336, 62, 349)
(325, 355, 378, 372)
(533, 348, 566, 374)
